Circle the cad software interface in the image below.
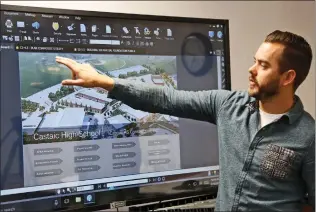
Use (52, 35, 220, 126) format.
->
(1, 10, 227, 194)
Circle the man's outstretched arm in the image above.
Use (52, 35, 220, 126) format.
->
(108, 78, 231, 123)
(56, 56, 232, 124)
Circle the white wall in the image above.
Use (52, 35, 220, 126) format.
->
(2, 1, 315, 117)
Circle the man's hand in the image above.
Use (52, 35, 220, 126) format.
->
(55, 56, 115, 90)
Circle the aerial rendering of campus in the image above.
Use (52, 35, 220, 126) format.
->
(20, 53, 179, 144)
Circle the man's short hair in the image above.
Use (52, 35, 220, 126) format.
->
(264, 30, 313, 91)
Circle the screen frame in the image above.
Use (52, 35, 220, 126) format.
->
(0, 4, 231, 211)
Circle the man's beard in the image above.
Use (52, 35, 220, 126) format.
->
(248, 78, 280, 100)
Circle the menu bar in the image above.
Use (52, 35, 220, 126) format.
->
(2, 11, 82, 19)
(1, 11, 178, 49)
(1, 10, 226, 54)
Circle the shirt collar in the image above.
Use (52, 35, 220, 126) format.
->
(283, 95, 304, 124)
(246, 95, 304, 124)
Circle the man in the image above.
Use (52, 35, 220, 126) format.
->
(56, 30, 315, 211)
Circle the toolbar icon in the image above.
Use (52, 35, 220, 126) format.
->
(217, 31, 223, 39)
(208, 31, 214, 38)
(75, 197, 82, 203)
(64, 198, 70, 205)
(106, 25, 111, 34)
(167, 29, 172, 37)
(144, 27, 151, 36)
(32, 22, 40, 29)
(154, 28, 160, 36)
(67, 23, 75, 31)
(23, 36, 32, 41)
(5, 19, 13, 28)
(53, 199, 61, 209)
(122, 27, 129, 34)
(134, 27, 140, 35)
(123, 27, 129, 34)
(91, 25, 97, 33)
(84, 193, 95, 204)
(52, 22, 59, 31)
(80, 24, 86, 32)
(87, 195, 92, 202)
(17, 21, 25, 28)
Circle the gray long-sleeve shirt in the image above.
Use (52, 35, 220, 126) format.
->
(108, 78, 315, 211)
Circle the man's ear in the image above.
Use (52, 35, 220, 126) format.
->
(282, 69, 296, 86)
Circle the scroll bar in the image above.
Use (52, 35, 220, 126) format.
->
(217, 55, 222, 89)
(107, 179, 148, 188)
(89, 39, 120, 45)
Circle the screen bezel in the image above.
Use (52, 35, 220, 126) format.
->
(0, 4, 231, 211)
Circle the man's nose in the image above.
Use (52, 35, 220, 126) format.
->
(248, 65, 257, 76)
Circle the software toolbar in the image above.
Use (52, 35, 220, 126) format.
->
(1, 11, 225, 51)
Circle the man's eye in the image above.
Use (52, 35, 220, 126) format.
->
(260, 63, 267, 68)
